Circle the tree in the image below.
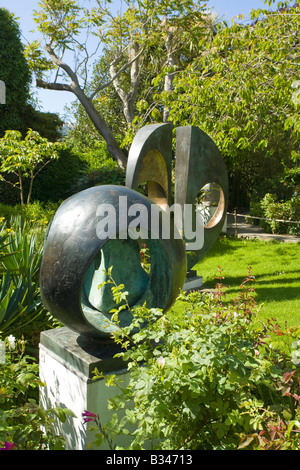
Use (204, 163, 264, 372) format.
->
(25, 0, 215, 168)
(162, 1, 300, 207)
(0, 9, 32, 137)
(24, 106, 64, 142)
(0, 129, 60, 205)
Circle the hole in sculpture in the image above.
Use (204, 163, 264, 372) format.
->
(195, 183, 225, 229)
(81, 237, 151, 325)
(138, 181, 169, 211)
(138, 238, 151, 275)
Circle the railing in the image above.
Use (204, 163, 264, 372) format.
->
(227, 210, 300, 237)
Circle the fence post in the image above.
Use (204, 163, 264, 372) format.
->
(234, 208, 237, 237)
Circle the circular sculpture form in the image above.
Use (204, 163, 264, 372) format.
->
(126, 123, 173, 210)
(40, 185, 187, 341)
(175, 126, 228, 271)
(126, 124, 229, 273)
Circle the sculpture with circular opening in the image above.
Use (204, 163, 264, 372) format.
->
(40, 185, 187, 341)
(40, 124, 228, 342)
(174, 126, 228, 271)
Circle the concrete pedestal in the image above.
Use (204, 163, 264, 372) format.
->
(183, 269, 203, 292)
(39, 327, 129, 450)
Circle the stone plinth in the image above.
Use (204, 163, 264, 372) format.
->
(183, 269, 203, 291)
(39, 327, 129, 450)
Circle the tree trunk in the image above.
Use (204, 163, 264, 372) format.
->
(27, 171, 34, 205)
(163, 30, 175, 123)
(109, 42, 141, 125)
(18, 171, 24, 205)
(71, 83, 128, 169)
(36, 77, 128, 170)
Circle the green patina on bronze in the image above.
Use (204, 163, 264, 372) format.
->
(40, 124, 227, 344)
(126, 123, 173, 209)
(175, 126, 228, 270)
(126, 124, 229, 272)
(40, 185, 186, 341)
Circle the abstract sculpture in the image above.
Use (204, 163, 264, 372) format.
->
(40, 124, 228, 342)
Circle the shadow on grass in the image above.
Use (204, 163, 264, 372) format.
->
(215, 269, 300, 306)
(199, 236, 237, 259)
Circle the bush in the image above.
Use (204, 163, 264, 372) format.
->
(250, 193, 300, 235)
(87, 268, 300, 450)
(0, 335, 74, 450)
(32, 145, 125, 203)
(30, 145, 87, 203)
(0, 216, 55, 342)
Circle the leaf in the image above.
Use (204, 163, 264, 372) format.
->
(238, 435, 255, 449)
(54, 407, 77, 423)
(17, 372, 36, 387)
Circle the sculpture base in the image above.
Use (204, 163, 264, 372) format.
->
(39, 327, 130, 450)
(183, 270, 203, 291)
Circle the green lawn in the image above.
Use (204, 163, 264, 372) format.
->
(173, 236, 300, 329)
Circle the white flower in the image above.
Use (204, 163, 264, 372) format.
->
(157, 356, 165, 368)
(7, 335, 16, 350)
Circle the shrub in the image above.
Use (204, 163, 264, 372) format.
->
(31, 145, 87, 203)
(32, 145, 125, 203)
(258, 193, 300, 235)
(0, 129, 60, 205)
(88, 268, 300, 450)
(0, 201, 57, 248)
(0, 216, 53, 341)
(0, 335, 74, 450)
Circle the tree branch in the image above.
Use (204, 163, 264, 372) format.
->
(89, 47, 144, 100)
(45, 43, 79, 86)
(36, 78, 73, 92)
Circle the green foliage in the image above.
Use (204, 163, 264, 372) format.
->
(88, 268, 300, 450)
(253, 193, 300, 235)
(0, 216, 48, 338)
(30, 144, 88, 203)
(0, 129, 60, 205)
(248, 166, 300, 234)
(30, 144, 125, 204)
(0, 202, 57, 246)
(0, 335, 75, 450)
(24, 107, 64, 142)
(66, 148, 125, 196)
(0, 9, 32, 137)
(162, 2, 300, 207)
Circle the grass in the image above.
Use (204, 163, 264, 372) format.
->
(171, 235, 300, 329)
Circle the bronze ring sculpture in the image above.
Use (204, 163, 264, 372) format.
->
(40, 184, 186, 341)
(40, 124, 228, 342)
(126, 124, 229, 271)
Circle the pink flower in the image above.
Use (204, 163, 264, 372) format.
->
(82, 410, 98, 424)
(0, 441, 16, 450)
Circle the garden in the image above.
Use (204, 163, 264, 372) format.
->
(0, 0, 300, 451)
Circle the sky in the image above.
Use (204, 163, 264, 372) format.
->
(0, 0, 273, 120)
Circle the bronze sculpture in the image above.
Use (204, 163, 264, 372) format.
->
(40, 124, 228, 341)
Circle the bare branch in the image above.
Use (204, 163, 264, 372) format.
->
(89, 47, 144, 100)
(45, 43, 79, 86)
(36, 78, 73, 92)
